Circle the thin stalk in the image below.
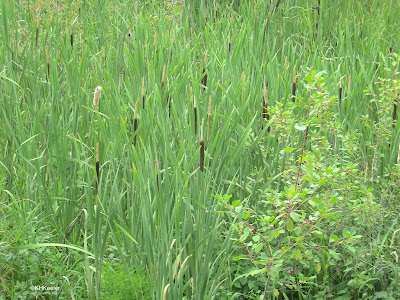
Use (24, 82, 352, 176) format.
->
(133, 98, 138, 147)
(292, 66, 297, 102)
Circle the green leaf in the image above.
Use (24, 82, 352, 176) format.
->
(295, 123, 307, 131)
(289, 212, 301, 222)
(305, 164, 314, 178)
(374, 291, 387, 298)
(315, 263, 321, 273)
(312, 230, 323, 238)
(252, 235, 260, 242)
(273, 289, 279, 296)
(328, 249, 341, 260)
(286, 218, 293, 231)
(242, 210, 251, 219)
(246, 269, 264, 277)
(254, 243, 263, 253)
(297, 249, 303, 260)
(329, 197, 339, 203)
(240, 231, 249, 242)
(329, 233, 340, 242)
(233, 255, 245, 261)
(343, 230, 351, 238)
(232, 200, 240, 207)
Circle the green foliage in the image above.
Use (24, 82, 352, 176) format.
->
(100, 261, 152, 300)
(217, 71, 400, 299)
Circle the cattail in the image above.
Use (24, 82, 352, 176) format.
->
(200, 138, 205, 172)
(93, 86, 103, 109)
(339, 78, 343, 106)
(193, 90, 197, 135)
(262, 81, 270, 132)
(47, 60, 50, 81)
(397, 144, 400, 164)
(70, 33, 74, 48)
(170, 32, 174, 61)
(161, 65, 166, 90)
(167, 93, 171, 118)
(389, 46, 393, 53)
(292, 66, 297, 102)
(95, 143, 99, 195)
(154, 160, 159, 191)
(315, 0, 321, 33)
(142, 77, 146, 109)
(207, 95, 212, 141)
(228, 31, 231, 55)
(133, 98, 139, 146)
(35, 26, 39, 47)
(393, 98, 398, 129)
(201, 51, 208, 90)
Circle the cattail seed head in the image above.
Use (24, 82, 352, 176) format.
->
(93, 86, 103, 109)
(262, 81, 270, 132)
(200, 139, 205, 172)
(142, 77, 146, 108)
(292, 66, 297, 102)
(193, 94, 197, 135)
(161, 65, 166, 90)
(393, 98, 398, 129)
(95, 142, 100, 195)
(133, 99, 139, 146)
(397, 143, 400, 164)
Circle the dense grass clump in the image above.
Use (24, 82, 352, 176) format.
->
(1, 0, 400, 299)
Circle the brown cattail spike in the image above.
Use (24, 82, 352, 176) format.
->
(228, 32, 231, 54)
(200, 139, 205, 172)
(161, 65, 166, 90)
(142, 77, 146, 108)
(201, 51, 208, 90)
(292, 66, 297, 102)
(70, 33, 74, 48)
(133, 99, 139, 146)
(262, 81, 270, 132)
(167, 94, 171, 118)
(36, 26, 39, 46)
(193, 94, 197, 135)
(95, 143, 99, 195)
(201, 67, 208, 90)
(339, 79, 343, 106)
(393, 98, 398, 129)
(154, 160, 159, 191)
